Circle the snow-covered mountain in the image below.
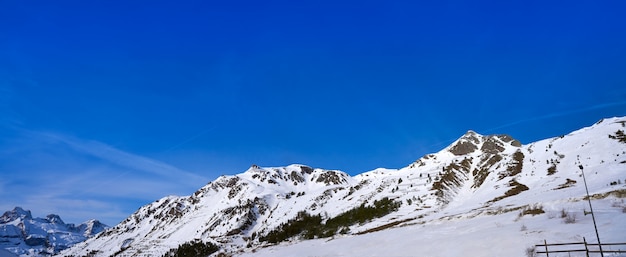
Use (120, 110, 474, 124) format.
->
(61, 117, 626, 257)
(0, 207, 108, 256)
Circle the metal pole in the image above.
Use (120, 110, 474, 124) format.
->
(579, 165, 604, 257)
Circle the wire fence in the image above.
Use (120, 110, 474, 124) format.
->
(535, 238, 626, 257)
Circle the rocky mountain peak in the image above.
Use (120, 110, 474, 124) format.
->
(462, 130, 480, 139)
(46, 214, 65, 225)
(240, 164, 349, 187)
(0, 207, 108, 256)
(77, 219, 108, 237)
(0, 207, 32, 223)
(480, 134, 521, 154)
(242, 164, 308, 185)
(310, 169, 351, 186)
(447, 130, 481, 155)
(447, 130, 521, 156)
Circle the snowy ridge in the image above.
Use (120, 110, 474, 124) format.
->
(60, 117, 626, 257)
(0, 207, 108, 256)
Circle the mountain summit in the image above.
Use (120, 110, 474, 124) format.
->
(446, 130, 521, 156)
(61, 117, 626, 257)
(0, 207, 32, 223)
(0, 207, 108, 256)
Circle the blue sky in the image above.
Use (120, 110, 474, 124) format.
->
(1, 1, 625, 226)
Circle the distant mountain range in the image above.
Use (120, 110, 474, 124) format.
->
(0, 207, 108, 256)
(51, 117, 626, 256)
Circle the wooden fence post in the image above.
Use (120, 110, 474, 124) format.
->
(544, 239, 550, 257)
(584, 237, 589, 257)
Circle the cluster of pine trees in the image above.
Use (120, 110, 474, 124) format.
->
(260, 197, 401, 244)
(609, 129, 626, 143)
(160, 241, 219, 257)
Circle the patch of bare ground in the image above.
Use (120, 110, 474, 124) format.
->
(584, 189, 626, 200)
(484, 205, 525, 216)
(488, 180, 529, 203)
(553, 178, 577, 190)
(495, 150, 525, 180)
(472, 154, 502, 188)
(449, 140, 478, 155)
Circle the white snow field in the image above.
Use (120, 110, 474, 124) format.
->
(240, 198, 626, 257)
(60, 117, 626, 257)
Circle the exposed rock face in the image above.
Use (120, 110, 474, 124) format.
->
(448, 131, 481, 155)
(0, 207, 32, 223)
(45, 214, 64, 225)
(431, 131, 526, 203)
(314, 170, 350, 185)
(448, 131, 521, 156)
(78, 220, 108, 237)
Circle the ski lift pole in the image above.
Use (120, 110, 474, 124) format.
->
(579, 165, 604, 257)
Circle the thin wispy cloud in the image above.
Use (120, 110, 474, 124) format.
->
(34, 131, 206, 181)
(481, 100, 626, 134)
(0, 129, 210, 225)
(163, 127, 216, 153)
(19, 196, 126, 225)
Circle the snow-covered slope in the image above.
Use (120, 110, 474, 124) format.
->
(60, 117, 626, 257)
(0, 207, 108, 256)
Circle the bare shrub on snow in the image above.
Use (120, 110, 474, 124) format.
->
(518, 204, 545, 218)
(558, 208, 577, 224)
